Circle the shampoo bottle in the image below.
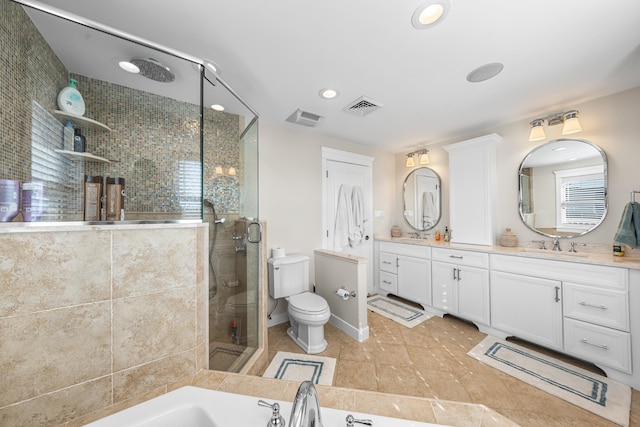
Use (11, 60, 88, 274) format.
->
(57, 78, 86, 116)
(73, 128, 86, 152)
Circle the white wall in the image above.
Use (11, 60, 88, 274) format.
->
(395, 87, 640, 247)
(259, 121, 396, 319)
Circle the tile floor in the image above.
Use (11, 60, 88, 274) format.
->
(266, 305, 640, 427)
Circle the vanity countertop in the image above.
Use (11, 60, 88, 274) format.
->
(376, 236, 640, 270)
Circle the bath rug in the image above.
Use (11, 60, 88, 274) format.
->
(262, 351, 336, 385)
(468, 336, 631, 426)
(366, 295, 431, 328)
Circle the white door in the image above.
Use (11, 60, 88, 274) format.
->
(322, 148, 374, 293)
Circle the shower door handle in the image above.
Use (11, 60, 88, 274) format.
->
(247, 221, 262, 243)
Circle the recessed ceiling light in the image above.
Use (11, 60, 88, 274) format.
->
(466, 62, 504, 83)
(412, 0, 450, 29)
(319, 88, 339, 99)
(118, 61, 140, 74)
(211, 104, 225, 111)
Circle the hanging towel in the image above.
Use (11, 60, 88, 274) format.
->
(351, 186, 365, 246)
(333, 185, 354, 251)
(614, 202, 640, 248)
(422, 191, 435, 229)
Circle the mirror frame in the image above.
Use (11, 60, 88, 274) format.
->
(403, 167, 442, 231)
(518, 138, 608, 239)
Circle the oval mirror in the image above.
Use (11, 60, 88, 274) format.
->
(519, 138, 607, 238)
(403, 167, 442, 231)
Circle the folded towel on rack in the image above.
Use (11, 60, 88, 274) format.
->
(614, 202, 640, 248)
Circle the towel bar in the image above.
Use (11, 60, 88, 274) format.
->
(631, 190, 640, 203)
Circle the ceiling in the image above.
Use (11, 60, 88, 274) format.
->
(21, 0, 640, 153)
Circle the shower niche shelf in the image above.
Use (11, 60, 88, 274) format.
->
(54, 149, 113, 163)
(52, 110, 112, 131)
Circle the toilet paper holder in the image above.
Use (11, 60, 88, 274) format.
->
(335, 287, 356, 300)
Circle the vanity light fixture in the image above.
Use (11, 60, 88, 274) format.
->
(405, 149, 430, 167)
(562, 110, 582, 135)
(528, 110, 583, 142)
(406, 153, 415, 168)
(214, 165, 238, 177)
(418, 149, 431, 164)
(528, 119, 546, 142)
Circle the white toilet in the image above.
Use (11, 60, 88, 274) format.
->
(268, 254, 330, 354)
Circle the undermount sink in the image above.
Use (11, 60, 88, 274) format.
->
(518, 248, 588, 258)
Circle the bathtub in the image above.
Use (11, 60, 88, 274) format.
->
(85, 386, 446, 426)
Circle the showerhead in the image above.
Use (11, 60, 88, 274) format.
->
(130, 58, 175, 83)
(204, 198, 225, 224)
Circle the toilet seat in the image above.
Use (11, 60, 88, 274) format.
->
(287, 292, 329, 313)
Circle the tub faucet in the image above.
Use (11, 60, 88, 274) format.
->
(289, 381, 324, 427)
(552, 237, 562, 251)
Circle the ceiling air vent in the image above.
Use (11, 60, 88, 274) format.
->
(286, 109, 323, 127)
(344, 96, 383, 117)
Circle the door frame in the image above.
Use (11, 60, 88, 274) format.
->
(321, 147, 375, 292)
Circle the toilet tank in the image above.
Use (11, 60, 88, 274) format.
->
(268, 254, 310, 299)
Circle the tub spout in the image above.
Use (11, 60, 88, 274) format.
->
(289, 381, 323, 427)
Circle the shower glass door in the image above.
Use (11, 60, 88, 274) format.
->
(202, 68, 260, 372)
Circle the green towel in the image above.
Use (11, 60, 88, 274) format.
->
(614, 203, 639, 248)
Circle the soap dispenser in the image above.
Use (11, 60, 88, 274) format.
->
(57, 78, 86, 116)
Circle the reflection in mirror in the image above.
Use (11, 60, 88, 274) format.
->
(519, 138, 607, 238)
(403, 167, 441, 231)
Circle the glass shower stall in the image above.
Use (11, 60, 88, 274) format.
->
(12, 1, 261, 372)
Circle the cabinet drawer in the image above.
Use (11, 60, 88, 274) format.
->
(491, 254, 627, 290)
(432, 248, 489, 269)
(564, 318, 631, 373)
(563, 283, 629, 331)
(379, 270, 397, 294)
(379, 252, 397, 274)
(379, 241, 431, 259)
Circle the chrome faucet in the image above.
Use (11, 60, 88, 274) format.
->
(569, 242, 587, 253)
(532, 240, 547, 250)
(552, 237, 562, 251)
(289, 381, 324, 427)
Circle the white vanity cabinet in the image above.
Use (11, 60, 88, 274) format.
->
(490, 254, 631, 372)
(432, 248, 490, 326)
(377, 241, 431, 309)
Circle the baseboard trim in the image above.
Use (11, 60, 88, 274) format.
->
(329, 313, 369, 342)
